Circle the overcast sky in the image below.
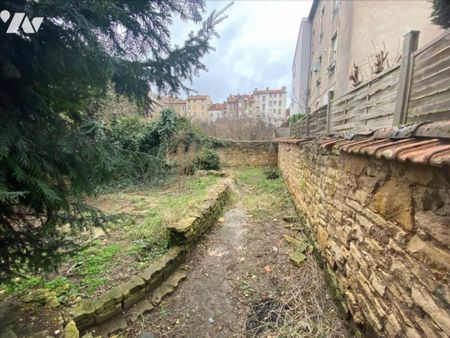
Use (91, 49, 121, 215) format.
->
(171, 0, 312, 104)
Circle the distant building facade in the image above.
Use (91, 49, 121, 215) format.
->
(208, 103, 226, 121)
(253, 87, 288, 126)
(186, 95, 212, 121)
(226, 94, 254, 119)
(291, 18, 311, 116)
(152, 88, 288, 126)
(161, 96, 186, 117)
(292, 0, 442, 115)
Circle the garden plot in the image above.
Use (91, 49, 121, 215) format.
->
(0, 175, 220, 336)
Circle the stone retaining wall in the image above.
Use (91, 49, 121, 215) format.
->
(216, 141, 277, 167)
(278, 140, 450, 337)
(167, 178, 231, 243)
(70, 247, 186, 330)
(70, 177, 232, 332)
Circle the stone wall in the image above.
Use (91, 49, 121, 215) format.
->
(70, 177, 232, 333)
(216, 141, 278, 167)
(278, 140, 450, 337)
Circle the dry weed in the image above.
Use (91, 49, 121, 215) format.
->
(246, 258, 349, 338)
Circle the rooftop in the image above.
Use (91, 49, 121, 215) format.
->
(208, 103, 226, 110)
(187, 95, 210, 100)
(253, 87, 287, 95)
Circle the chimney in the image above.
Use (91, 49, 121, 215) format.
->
(266, 87, 269, 91)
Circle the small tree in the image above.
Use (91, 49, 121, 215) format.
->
(431, 0, 450, 28)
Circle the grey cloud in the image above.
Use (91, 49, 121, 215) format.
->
(171, 1, 312, 104)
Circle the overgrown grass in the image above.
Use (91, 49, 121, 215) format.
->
(235, 167, 291, 219)
(71, 241, 120, 295)
(0, 174, 221, 303)
(123, 175, 219, 251)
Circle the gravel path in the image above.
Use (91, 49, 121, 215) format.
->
(127, 172, 351, 338)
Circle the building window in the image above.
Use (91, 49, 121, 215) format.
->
(329, 33, 338, 73)
(333, 0, 341, 15)
(319, 5, 324, 39)
(315, 55, 322, 86)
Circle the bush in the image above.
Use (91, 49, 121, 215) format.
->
(264, 167, 280, 180)
(196, 149, 220, 170)
(288, 113, 305, 125)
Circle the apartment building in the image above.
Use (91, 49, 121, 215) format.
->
(160, 96, 186, 117)
(186, 95, 212, 121)
(291, 18, 311, 116)
(226, 94, 254, 119)
(253, 87, 288, 127)
(292, 0, 442, 114)
(208, 103, 226, 122)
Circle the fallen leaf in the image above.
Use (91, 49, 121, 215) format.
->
(264, 265, 272, 273)
(218, 217, 225, 223)
(290, 250, 306, 266)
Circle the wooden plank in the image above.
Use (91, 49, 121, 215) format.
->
(414, 32, 450, 64)
(331, 122, 359, 132)
(408, 87, 450, 108)
(409, 86, 450, 107)
(407, 110, 450, 123)
(412, 57, 450, 82)
(410, 67, 450, 98)
(408, 92, 450, 116)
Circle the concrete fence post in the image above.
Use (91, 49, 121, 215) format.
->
(326, 91, 334, 135)
(305, 109, 310, 137)
(393, 30, 420, 126)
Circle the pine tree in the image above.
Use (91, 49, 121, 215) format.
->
(0, 0, 229, 279)
(431, 0, 450, 28)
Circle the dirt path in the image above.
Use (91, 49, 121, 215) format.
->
(127, 169, 350, 338)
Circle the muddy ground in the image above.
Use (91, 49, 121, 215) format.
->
(123, 170, 351, 338)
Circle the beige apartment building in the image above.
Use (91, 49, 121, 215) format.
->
(292, 0, 442, 115)
(253, 87, 288, 127)
(224, 87, 288, 126)
(186, 95, 212, 121)
(208, 103, 227, 122)
(160, 96, 186, 117)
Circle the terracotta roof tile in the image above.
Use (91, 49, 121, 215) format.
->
(397, 143, 450, 164)
(319, 133, 450, 168)
(187, 95, 209, 100)
(377, 139, 440, 160)
(339, 138, 375, 152)
(332, 140, 352, 150)
(208, 103, 226, 110)
(320, 139, 340, 149)
(359, 139, 404, 156)
(429, 149, 450, 167)
(361, 138, 416, 156)
(352, 139, 394, 154)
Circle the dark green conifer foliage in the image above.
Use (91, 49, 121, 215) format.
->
(0, 0, 228, 279)
(431, 0, 450, 28)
